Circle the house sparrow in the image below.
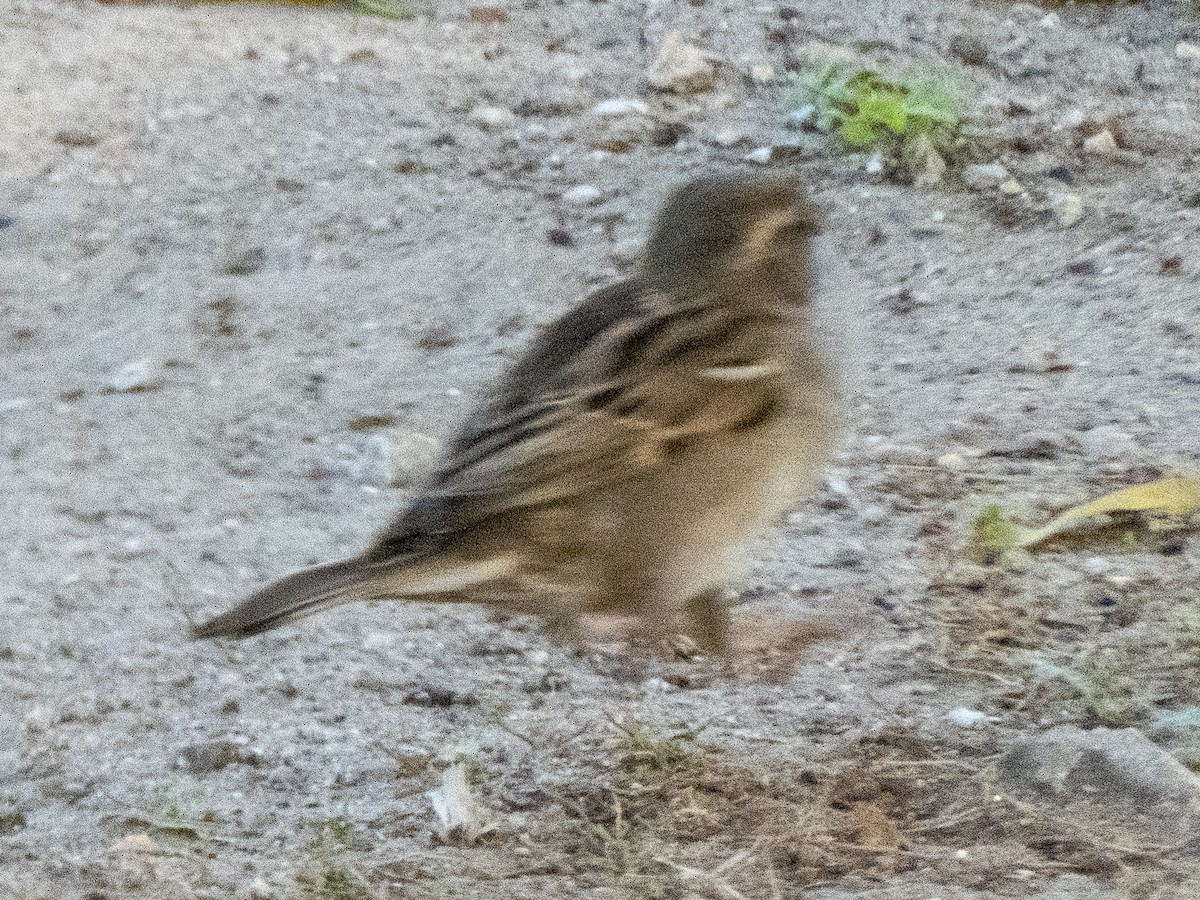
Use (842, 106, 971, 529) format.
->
(192, 172, 838, 656)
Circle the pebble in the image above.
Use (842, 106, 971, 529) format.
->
(999, 430, 1068, 460)
(859, 505, 889, 526)
(948, 33, 989, 67)
(1083, 129, 1119, 156)
(178, 739, 242, 775)
(962, 163, 1009, 191)
(1177, 42, 1200, 66)
(936, 452, 967, 471)
(646, 31, 716, 94)
(1039, 11, 1060, 28)
(562, 184, 603, 206)
(948, 707, 990, 728)
(787, 104, 815, 128)
(590, 98, 648, 118)
(1081, 556, 1112, 576)
(224, 246, 266, 276)
(108, 358, 162, 393)
(912, 141, 947, 188)
(743, 147, 773, 165)
(998, 726, 1200, 832)
(1078, 424, 1135, 462)
(749, 63, 776, 85)
(249, 877, 274, 900)
(1052, 191, 1084, 228)
(998, 177, 1024, 196)
(470, 105, 515, 129)
(864, 151, 884, 176)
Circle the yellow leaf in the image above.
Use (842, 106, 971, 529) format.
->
(1016, 475, 1200, 549)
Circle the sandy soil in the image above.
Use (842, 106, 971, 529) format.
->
(3, 1, 1200, 898)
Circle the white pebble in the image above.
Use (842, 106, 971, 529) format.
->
(563, 185, 603, 206)
(1177, 42, 1200, 65)
(590, 98, 648, 118)
(471, 105, 515, 129)
(108, 358, 162, 393)
(948, 707, 989, 728)
(743, 147, 773, 165)
(1083, 129, 1119, 156)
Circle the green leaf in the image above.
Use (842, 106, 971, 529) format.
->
(840, 116, 878, 147)
(857, 91, 907, 134)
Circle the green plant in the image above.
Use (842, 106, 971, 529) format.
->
(788, 61, 968, 182)
(1029, 648, 1153, 729)
(355, 0, 418, 19)
(969, 503, 1020, 566)
(299, 818, 375, 900)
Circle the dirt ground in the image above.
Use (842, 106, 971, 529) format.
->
(3, 0, 1200, 898)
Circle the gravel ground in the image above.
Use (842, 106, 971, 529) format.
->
(3, 1, 1200, 898)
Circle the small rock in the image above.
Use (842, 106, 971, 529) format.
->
(936, 452, 967, 471)
(863, 151, 884, 176)
(1052, 191, 1084, 228)
(993, 431, 1066, 460)
(249, 877, 273, 900)
(963, 162, 1009, 191)
(646, 31, 716, 94)
(1078, 424, 1136, 462)
(999, 726, 1200, 826)
(859, 504, 888, 526)
(178, 740, 242, 775)
(822, 545, 865, 569)
(1177, 42, 1200, 66)
(910, 137, 946, 187)
(470, 105, 515, 129)
(224, 246, 266, 276)
(948, 33, 989, 67)
(998, 177, 1024, 196)
(749, 63, 776, 84)
(1081, 556, 1113, 576)
(1150, 707, 1200, 742)
(1039, 11, 1060, 28)
(948, 707, 989, 728)
(562, 184, 603, 206)
(743, 146, 773, 165)
(108, 358, 163, 393)
(590, 98, 649, 118)
(512, 87, 586, 117)
(709, 126, 750, 148)
(787, 104, 815, 128)
(1053, 111, 1086, 137)
(53, 128, 99, 148)
(1083, 129, 1119, 156)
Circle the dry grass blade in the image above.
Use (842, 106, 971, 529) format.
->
(1016, 475, 1200, 548)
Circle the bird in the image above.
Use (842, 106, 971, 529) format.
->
(191, 171, 839, 657)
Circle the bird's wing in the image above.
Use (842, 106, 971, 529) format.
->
(366, 282, 790, 559)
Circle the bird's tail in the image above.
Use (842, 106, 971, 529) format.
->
(190, 551, 521, 640)
(191, 557, 382, 640)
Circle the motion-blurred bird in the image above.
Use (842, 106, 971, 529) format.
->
(192, 172, 838, 655)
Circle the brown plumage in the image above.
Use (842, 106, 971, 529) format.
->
(191, 172, 839, 655)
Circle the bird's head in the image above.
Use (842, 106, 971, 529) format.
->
(642, 172, 821, 300)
